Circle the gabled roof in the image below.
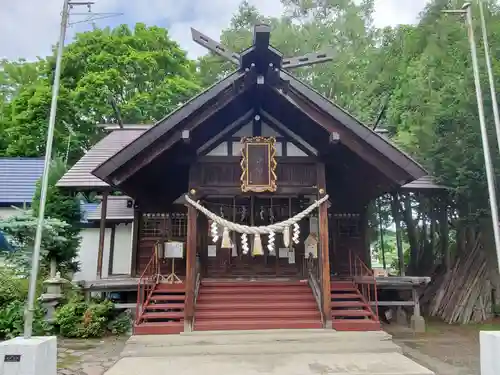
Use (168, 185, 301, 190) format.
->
(57, 129, 147, 189)
(0, 158, 44, 204)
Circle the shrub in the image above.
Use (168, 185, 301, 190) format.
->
(108, 310, 132, 335)
(0, 267, 29, 306)
(55, 296, 114, 338)
(0, 300, 50, 340)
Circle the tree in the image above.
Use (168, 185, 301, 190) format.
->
(0, 23, 202, 162)
(32, 157, 82, 274)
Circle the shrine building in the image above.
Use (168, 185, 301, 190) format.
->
(58, 25, 433, 334)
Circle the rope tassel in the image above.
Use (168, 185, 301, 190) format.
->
(268, 231, 275, 254)
(221, 227, 232, 248)
(211, 221, 219, 243)
(241, 233, 249, 254)
(252, 234, 264, 256)
(283, 226, 290, 248)
(292, 223, 300, 244)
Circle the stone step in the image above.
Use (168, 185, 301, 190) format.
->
(121, 336, 402, 357)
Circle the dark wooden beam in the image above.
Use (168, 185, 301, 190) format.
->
(96, 191, 109, 279)
(130, 208, 140, 277)
(271, 86, 408, 183)
(184, 190, 198, 330)
(112, 86, 248, 185)
(391, 192, 405, 276)
(317, 163, 332, 328)
(197, 110, 252, 155)
(107, 224, 116, 276)
(261, 110, 318, 156)
(253, 114, 262, 136)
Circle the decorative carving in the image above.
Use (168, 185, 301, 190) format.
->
(240, 136, 277, 192)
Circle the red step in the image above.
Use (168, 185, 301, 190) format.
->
(142, 311, 184, 320)
(145, 303, 184, 310)
(194, 319, 323, 331)
(155, 283, 185, 291)
(150, 294, 185, 301)
(133, 321, 184, 335)
(198, 294, 315, 303)
(332, 320, 381, 331)
(332, 309, 372, 318)
(200, 286, 311, 294)
(331, 293, 362, 300)
(196, 309, 320, 320)
(202, 281, 307, 287)
(196, 301, 318, 311)
(331, 301, 366, 308)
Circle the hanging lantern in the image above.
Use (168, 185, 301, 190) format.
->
(211, 221, 219, 243)
(283, 226, 290, 247)
(241, 233, 249, 254)
(221, 227, 232, 248)
(267, 231, 275, 253)
(252, 234, 264, 256)
(292, 223, 300, 244)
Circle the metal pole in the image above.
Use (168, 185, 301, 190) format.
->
(24, 0, 70, 339)
(464, 4, 500, 274)
(478, 0, 500, 153)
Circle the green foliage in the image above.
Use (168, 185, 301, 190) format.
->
(0, 212, 68, 272)
(55, 296, 114, 338)
(0, 23, 202, 162)
(0, 266, 29, 306)
(0, 300, 50, 340)
(32, 157, 82, 269)
(108, 310, 132, 335)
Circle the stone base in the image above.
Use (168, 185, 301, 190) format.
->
(410, 315, 426, 333)
(480, 331, 500, 375)
(0, 336, 57, 375)
(396, 307, 408, 326)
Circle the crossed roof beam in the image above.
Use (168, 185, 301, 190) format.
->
(191, 24, 334, 71)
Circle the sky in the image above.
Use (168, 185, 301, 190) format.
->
(0, 0, 429, 61)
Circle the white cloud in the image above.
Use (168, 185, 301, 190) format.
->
(0, 0, 428, 61)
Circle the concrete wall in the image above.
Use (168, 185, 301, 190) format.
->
(0, 207, 17, 219)
(73, 223, 133, 282)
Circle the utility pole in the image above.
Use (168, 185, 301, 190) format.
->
(23, 0, 71, 339)
(23, 0, 123, 339)
(478, 0, 500, 154)
(443, 3, 500, 275)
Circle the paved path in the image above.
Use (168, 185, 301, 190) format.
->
(57, 337, 128, 375)
(105, 330, 435, 375)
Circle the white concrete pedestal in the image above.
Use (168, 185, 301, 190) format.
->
(0, 336, 57, 375)
(480, 331, 500, 375)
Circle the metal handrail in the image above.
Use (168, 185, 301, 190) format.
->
(349, 250, 379, 321)
(135, 242, 161, 324)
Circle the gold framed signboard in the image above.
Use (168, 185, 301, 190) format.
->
(240, 136, 277, 192)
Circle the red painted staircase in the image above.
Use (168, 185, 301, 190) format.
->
(330, 280, 380, 331)
(194, 280, 322, 331)
(134, 283, 185, 335)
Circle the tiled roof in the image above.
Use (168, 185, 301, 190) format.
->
(87, 196, 134, 221)
(0, 158, 45, 204)
(56, 129, 148, 189)
(401, 175, 447, 190)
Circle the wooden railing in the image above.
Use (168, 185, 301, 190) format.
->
(135, 242, 161, 324)
(306, 254, 324, 324)
(349, 250, 379, 321)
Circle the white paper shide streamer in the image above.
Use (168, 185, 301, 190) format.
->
(185, 194, 329, 256)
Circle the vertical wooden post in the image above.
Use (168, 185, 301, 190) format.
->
(130, 207, 140, 277)
(440, 196, 450, 271)
(185, 191, 198, 330)
(107, 224, 116, 276)
(317, 163, 331, 328)
(391, 192, 405, 276)
(96, 191, 109, 279)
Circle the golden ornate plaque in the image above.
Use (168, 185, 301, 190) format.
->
(240, 136, 277, 192)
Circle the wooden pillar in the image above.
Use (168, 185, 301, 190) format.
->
(96, 191, 109, 279)
(130, 207, 140, 277)
(185, 191, 198, 329)
(317, 163, 331, 327)
(107, 224, 116, 276)
(391, 192, 405, 276)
